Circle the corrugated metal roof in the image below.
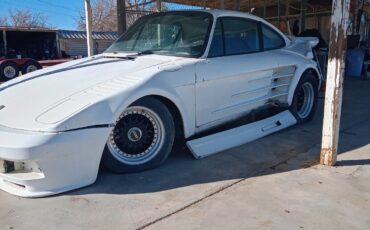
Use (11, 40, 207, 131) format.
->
(0, 26, 56, 33)
(58, 30, 118, 40)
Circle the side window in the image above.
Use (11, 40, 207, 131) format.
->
(208, 20, 224, 57)
(222, 18, 260, 55)
(262, 24, 285, 50)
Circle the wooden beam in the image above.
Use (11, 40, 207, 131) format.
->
(117, 0, 127, 36)
(164, 0, 303, 9)
(84, 0, 94, 56)
(320, 0, 351, 166)
(220, 0, 225, 9)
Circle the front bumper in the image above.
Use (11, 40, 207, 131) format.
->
(0, 125, 111, 197)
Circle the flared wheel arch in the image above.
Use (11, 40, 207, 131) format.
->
(120, 95, 186, 142)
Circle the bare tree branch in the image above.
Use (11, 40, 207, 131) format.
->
(0, 16, 8, 26)
(8, 9, 50, 28)
(77, 0, 117, 31)
(76, 0, 162, 32)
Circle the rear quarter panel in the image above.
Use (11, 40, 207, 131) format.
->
(276, 49, 321, 105)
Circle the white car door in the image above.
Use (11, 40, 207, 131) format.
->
(195, 17, 280, 128)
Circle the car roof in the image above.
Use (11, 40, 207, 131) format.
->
(199, 9, 264, 22)
(198, 9, 290, 44)
(151, 10, 291, 46)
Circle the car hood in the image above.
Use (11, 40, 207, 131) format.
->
(0, 54, 177, 132)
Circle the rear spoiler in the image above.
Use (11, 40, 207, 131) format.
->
(286, 37, 319, 59)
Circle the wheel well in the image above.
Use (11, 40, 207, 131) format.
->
(303, 68, 321, 84)
(1, 60, 17, 67)
(134, 95, 185, 140)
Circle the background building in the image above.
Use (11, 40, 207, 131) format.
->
(0, 27, 117, 59)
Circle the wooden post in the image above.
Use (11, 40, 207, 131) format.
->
(278, 0, 281, 29)
(84, 0, 94, 56)
(352, 1, 357, 32)
(234, 0, 240, 11)
(300, 0, 306, 33)
(220, 0, 224, 10)
(156, 0, 162, 12)
(285, 2, 291, 35)
(2, 30, 7, 57)
(117, 0, 127, 36)
(55, 32, 61, 58)
(156, 0, 161, 45)
(320, 0, 351, 166)
(263, 0, 266, 18)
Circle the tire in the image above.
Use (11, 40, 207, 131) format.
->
(21, 60, 42, 74)
(290, 72, 319, 124)
(102, 97, 175, 173)
(0, 61, 19, 81)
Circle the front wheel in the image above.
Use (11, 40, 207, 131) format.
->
(102, 97, 175, 173)
(290, 72, 319, 124)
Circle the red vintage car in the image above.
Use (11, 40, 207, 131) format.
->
(0, 57, 42, 81)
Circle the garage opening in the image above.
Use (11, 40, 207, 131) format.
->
(1, 28, 57, 60)
(5, 30, 57, 60)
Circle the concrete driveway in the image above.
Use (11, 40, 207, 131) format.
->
(1, 78, 370, 230)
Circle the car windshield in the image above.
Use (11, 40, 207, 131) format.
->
(106, 11, 213, 58)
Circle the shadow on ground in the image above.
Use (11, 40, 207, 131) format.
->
(65, 78, 370, 196)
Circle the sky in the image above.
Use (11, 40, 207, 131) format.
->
(0, 0, 92, 30)
(0, 0, 199, 30)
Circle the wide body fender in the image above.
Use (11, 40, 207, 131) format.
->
(287, 62, 321, 106)
(107, 59, 198, 139)
(278, 51, 322, 106)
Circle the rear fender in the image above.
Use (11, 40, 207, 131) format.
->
(287, 64, 321, 106)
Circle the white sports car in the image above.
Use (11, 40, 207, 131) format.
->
(0, 10, 321, 197)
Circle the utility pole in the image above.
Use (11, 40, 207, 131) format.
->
(117, 0, 127, 36)
(320, 0, 351, 166)
(84, 0, 94, 56)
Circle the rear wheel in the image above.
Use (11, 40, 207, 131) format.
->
(21, 60, 42, 74)
(102, 97, 175, 173)
(290, 72, 319, 124)
(0, 61, 19, 81)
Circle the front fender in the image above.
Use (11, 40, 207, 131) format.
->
(54, 101, 114, 131)
(111, 85, 196, 139)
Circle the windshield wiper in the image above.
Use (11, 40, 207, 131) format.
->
(103, 50, 158, 60)
(137, 50, 155, 55)
(103, 52, 137, 60)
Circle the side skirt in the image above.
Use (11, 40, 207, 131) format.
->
(186, 110, 297, 159)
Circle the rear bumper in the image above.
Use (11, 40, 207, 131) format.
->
(0, 125, 110, 197)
